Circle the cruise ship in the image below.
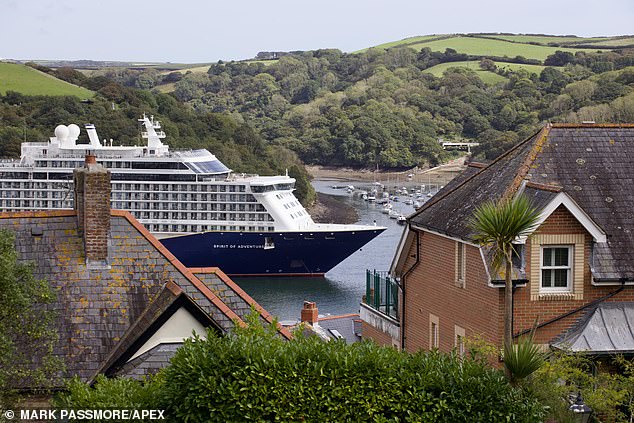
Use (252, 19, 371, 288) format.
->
(0, 115, 385, 276)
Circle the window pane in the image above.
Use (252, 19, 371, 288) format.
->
(542, 269, 552, 287)
(543, 248, 552, 266)
(554, 269, 568, 287)
(554, 248, 569, 266)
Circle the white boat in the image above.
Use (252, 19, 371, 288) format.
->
(0, 114, 386, 276)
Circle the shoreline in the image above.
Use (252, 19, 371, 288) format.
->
(307, 192, 358, 225)
(306, 159, 467, 225)
(306, 157, 466, 184)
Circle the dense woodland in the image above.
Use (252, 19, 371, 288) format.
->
(2, 45, 634, 205)
(0, 86, 315, 205)
(81, 46, 634, 166)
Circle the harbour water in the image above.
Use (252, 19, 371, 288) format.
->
(235, 180, 419, 322)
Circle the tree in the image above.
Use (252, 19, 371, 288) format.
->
(469, 195, 540, 377)
(0, 229, 59, 406)
(479, 58, 497, 72)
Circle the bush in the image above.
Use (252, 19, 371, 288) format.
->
(54, 375, 163, 422)
(160, 313, 545, 422)
(528, 352, 634, 422)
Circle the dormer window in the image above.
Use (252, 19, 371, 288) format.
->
(540, 246, 572, 292)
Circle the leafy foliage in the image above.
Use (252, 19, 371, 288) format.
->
(54, 375, 163, 422)
(528, 352, 634, 422)
(0, 86, 316, 205)
(470, 194, 541, 377)
(504, 334, 545, 385)
(0, 229, 60, 407)
(132, 47, 634, 167)
(158, 312, 545, 422)
(469, 194, 540, 271)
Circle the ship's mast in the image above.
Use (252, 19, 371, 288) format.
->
(139, 113, 168, 154)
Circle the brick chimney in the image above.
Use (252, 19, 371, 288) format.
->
(301, 301, 318, 325)
(74, 154, 111, 266)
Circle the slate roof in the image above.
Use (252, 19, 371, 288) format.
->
(317, 314, 363, 344)
(551, 302, 634, 355)
(191, 267, 280, 326)
(0, 209, 291, 389)
(96, 281, 219, 379)
(409, 124, 634, 280)
(114, 343, 183, 379)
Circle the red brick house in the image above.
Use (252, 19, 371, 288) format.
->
(361, 123, 634, 355)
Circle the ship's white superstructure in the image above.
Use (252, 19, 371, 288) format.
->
(0, 115, 328, 238)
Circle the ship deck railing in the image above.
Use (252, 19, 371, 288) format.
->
(224, 173, 260, 180)
(364, 270, 399, 320)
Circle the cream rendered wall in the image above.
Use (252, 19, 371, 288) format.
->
(129, 307, 207, 361)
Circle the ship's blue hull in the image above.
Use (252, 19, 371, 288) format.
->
(159, 228, 385, 276)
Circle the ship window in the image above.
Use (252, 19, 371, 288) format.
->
(264, 237, 275, 249)
(185, 160, 230, 174)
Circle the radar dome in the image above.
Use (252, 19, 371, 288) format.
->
(67, 124, 80, 141)
(54, 125, 69, 140)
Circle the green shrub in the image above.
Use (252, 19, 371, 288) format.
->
(504, 334, 545, 385)
(159, 313, 545, 422)
(54, 374, 163, 421)
(528, 352, 634, 422)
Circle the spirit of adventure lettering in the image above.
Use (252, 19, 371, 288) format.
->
(213, 244, 264, 249)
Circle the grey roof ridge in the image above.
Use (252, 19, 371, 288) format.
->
(408, 124, 549, 221)
(500, 124, 553, 201)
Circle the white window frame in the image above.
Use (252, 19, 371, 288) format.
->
(540, 245, 573, 293)
(455, 241, 466, 288)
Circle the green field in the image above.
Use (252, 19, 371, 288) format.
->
(162, 65, 211, 75)
(423, 60, 549, 84)
(154, 82, 176, 93)
(242, 59, 279, 66)
(406, 36, 595, 61)
(356, 34, 628, 62)
(483, 35, 608, 45)
(586, 36, 634, 47)
(422, 61, 507, 84)
(493, 61, 547, 74)
(0, 63, 94, 97)
(131, 62, 214, 71)
(355, 35, 443, 52)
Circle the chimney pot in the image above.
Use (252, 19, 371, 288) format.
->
(74, 158, 111, 267)
(301, 301, 319, 324)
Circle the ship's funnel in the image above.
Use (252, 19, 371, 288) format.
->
(84, 124, 102, 147)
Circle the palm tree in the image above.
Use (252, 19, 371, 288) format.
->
(470, 194, 540, 373)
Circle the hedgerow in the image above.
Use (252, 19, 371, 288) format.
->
(159, 313, 545, 422)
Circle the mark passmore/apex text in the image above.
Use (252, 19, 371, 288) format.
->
(17, 409, 165, 420)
